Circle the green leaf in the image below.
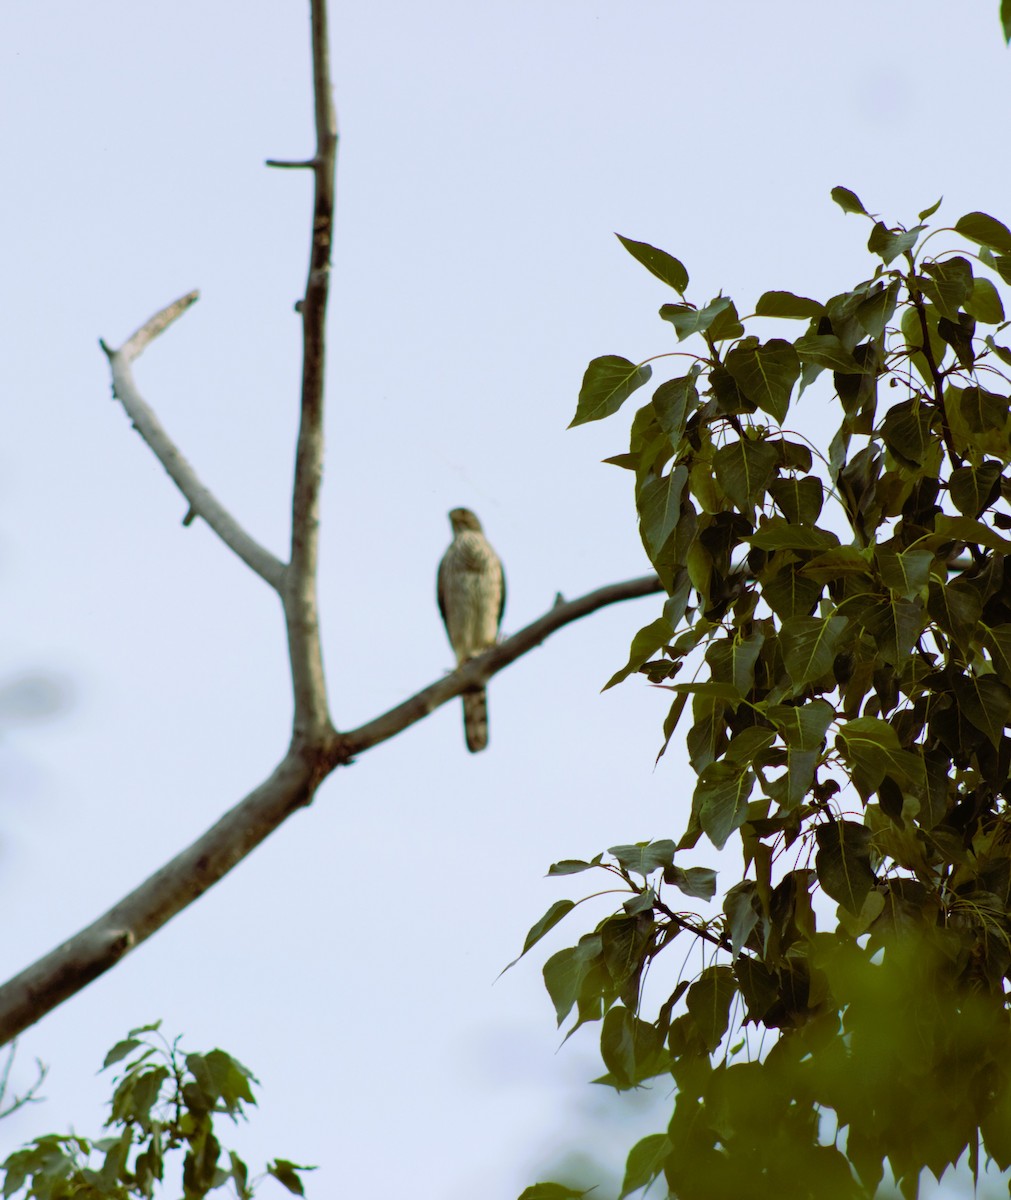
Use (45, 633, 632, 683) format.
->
(748, 517, 840, 551)
(934, 513, 1011, 555)
(707, 298, 745, 342)
(831, 185, 868, 216)
(548, 858, 601, 876)
(600, 1006, 669, 1090)
(102, 1039, 142, 1069)
(518, 1186, 589, 1200)
(855, 281, 899, 338)
(638, 466, 688, 559)
(765, 699, 835, 750)
(664, 865, 717, 901)
(768, 746, 820, 811)
(949, 461, 1003, 517)
(858, 594, 925, 667)
(608, 839, 677, 876)
(955, 211, 1011, 255)
(686, 965, 737, 1051)
(876, 548, 933, 599)
(603, 616, 673, 691)
(815, 819, 876, 916)
(616, 234, 689, 294)
(768, 475, 824, 525)
(267, 1160, 316, 1197)
(711, 438, 779, 514)
(965, 276, 1005, 324)
(513, 900, 577, 963)
(571, 356, 652, 427)
(794, 333, 864, 373)
(836, 718, 925, 790)
(762, 565, 823, 620)
(951, 673, 1011, 748)
(755, 290, 823, 319)
(547, 931, 602, 1027)
(724, 339, 800, 423)
(652, 375, 698, 448)
(867, 222, 923, 265)
(619, 1133, 672, 1200)
(1002, 0, 1011, 42)
(927, 580, 982, 656)
(919, 257, 973, 320)
(723, 882, 760, 958)
(918, 197, 943, 221)
(880, 400, 938, 467)
(780, 615, 848, 686)
(660, 296, 734, 342)
(694, 761, 755, 850)
(705, 632, 765, 696)
(186, 1049, 257, 1114)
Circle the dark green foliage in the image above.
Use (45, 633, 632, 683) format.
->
(1, 1024, 313, 1200)
(526, 193, 1011, 1198)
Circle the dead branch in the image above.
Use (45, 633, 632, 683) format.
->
(100, 294, 286, 591)
(0, 573, 661, 1047)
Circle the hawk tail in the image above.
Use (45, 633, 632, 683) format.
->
(463, 688, 489, 753)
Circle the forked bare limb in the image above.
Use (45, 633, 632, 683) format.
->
(100, 294, 286, 591)
(0, 0, 666, 1049)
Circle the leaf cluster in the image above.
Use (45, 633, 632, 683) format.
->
(1, 1024, 313, 1200)
(534, 193, 1011, 1197)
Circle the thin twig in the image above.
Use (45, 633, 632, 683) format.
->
(101, 295, 286, 590)
(283, 0, 339, 738)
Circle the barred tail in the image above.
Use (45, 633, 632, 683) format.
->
(462, 688, 489, 753)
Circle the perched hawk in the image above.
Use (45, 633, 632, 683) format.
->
(437, 508, 506, 753)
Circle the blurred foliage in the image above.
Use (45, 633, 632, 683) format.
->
(0, 1023, 312, 1199)
(522, 192, 1011, 1198)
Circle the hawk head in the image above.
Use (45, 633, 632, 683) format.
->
(448, 507, 484, 534)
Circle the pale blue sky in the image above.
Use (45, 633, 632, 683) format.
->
(1, 2, 1009, 1197)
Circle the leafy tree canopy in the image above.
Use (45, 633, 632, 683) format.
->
(525, 192, 1011, 1199)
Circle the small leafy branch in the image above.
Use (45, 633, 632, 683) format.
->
(525, 191, 1011, 1198)
(1, 1023, 312, 1200)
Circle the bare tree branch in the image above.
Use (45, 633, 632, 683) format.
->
(0, 748, 319, 1048)
(0, 573, 661, 1047)
(283, 0, 339, 739)
(338, 573, 665, 757)
(100, 295, 286, 591)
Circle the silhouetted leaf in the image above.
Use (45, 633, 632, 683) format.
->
(616, 234, 689, 293)
(831, 186, 868, 216)
(755, 291, 823, 319)
(618, 1134, 672, 1200)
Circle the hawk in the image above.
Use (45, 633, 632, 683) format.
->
(437, 508, 506, 753)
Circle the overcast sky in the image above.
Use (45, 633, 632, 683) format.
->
(2, 2, 1010, 1197)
